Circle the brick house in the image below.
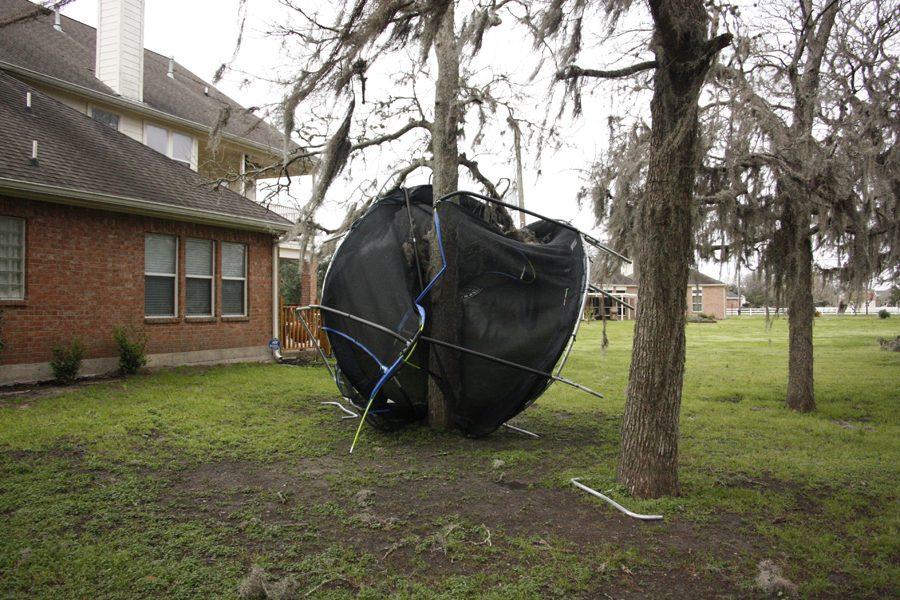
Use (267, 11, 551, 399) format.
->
(589, 267, 730, 320)
(0, 0, 303, 384)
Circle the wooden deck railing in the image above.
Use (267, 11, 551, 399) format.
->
(280, 305, 331, 354)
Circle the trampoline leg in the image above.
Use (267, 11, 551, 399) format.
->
(503, 423, 540, 438)
(321, 401, 360, 419)
(570, 478, 663, 521)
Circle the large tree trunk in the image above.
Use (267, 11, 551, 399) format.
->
(775, 2, 837, 414)
(783, 190, 815, 412)
(617, 0, 729, 498)
(426, 2, 460, 429)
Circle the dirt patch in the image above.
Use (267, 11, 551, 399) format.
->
(154, 450, 762, 597)
(0, 375, 124, 405)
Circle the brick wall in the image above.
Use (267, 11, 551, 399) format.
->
(0, 197, 276, 367)
(685, 285, 727, 319)
(299, 257, 318, 306)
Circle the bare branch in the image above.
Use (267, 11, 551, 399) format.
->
(459, 153, 501, 198)
(556, 61, 658, 80)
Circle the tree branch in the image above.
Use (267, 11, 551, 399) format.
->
(459, 153, 501, 198)
(351, 119, 431, 151)
(556, 61, 658, 81)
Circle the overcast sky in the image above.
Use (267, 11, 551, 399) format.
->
(58, 0, 755, 284)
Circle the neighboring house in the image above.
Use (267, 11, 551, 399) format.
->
(585, 270, 637, 321)
(726, 293, 745, 311)
(0, 0, 302, 199)
(589, 268, 730, 320)
(0, 0, 304, 384)
(685, 270, 728, 319)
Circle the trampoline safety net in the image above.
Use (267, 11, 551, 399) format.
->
(320, 185, 587, 437)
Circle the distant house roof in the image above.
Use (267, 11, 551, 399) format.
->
(593, 266, 725, 287)
(597, 271, 637, 286)
(0, 0, 292, 154)
(688, 269, 726, 285)
(0, 71, 291, 232)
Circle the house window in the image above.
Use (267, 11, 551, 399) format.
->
(221, 242, 247, 316)
(145, 234, 177, 317)
(172, 132, 193, 167)
(90, 106, 119, 130)
(185, 239, 214, 316)
(146, 123, 169, 154)
(0, 216, 25, 300)
(145, 124, 195, 168)
(692, 287, 703, 313)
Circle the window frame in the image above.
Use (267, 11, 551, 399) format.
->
(171, 131, 193, 168)
(185, 238, 215, 318)
(89, 105, 120, 131)
(692, 286, 703, 313)
(144, 233, 179, 318)
(0, 216, 26, 301)
(221, 242, 248, 317)
(143, 123, 197, 170)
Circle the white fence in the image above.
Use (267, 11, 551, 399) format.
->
(727, 306, 900, 316)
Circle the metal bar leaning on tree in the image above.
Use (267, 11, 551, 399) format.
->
(295, 304, 605, 400)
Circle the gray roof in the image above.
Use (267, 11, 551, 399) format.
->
(596, 270, 637, 286)
(688, 269, 726, 285)
(0, 70, 291, 230)
(0, 0, 290, 152)
(594, 266, 725, 287)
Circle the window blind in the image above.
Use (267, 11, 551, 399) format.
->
(145, 234, 177, 316)
(146, 124, 168, 155)
(222, 242, 247, 316)
(172, 132, 193, 165)
(222, 243, 246, 278)
(185, 239, 213, 316)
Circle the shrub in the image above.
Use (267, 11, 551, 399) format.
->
(113, 326, 148, 375)
(50, 338, 85, 384)
(878, 309, 890, 319)
(688, 312, 717, 323)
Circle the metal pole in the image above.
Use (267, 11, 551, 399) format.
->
(296, 307, 335, 380)
(503, 423, 540, 438)
(299, 304, 605, 400)
(320, 401, 359, 419)
(570, 478, 663, 521)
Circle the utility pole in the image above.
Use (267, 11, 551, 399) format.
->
(508, 114, 526, 228)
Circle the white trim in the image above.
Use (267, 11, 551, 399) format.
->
(0, 178, 291, 233)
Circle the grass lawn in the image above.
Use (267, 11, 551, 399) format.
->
(1, 316, 897, 598)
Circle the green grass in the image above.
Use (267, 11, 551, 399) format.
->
(1, 316, 897, 598)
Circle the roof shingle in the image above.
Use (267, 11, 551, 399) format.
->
(0, 0, 290, 152)
(0, 70, 291, 230)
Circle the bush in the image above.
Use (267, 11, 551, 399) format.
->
(688, 312, 717, 323)
(878, 309, 890, 319)
(113, 326, 148, 375)
(50, 338, 85, 384)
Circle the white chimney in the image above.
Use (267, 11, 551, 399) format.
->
(95, 0, 145, 102)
